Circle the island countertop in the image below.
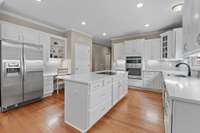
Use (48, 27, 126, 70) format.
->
(62, 71, 128, 84)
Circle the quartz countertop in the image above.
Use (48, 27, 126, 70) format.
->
(144, 69, 200, 104)
(62, 71, 127, 84)
(163, 73, 200, 104)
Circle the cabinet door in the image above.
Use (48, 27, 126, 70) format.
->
(125, 41, 134, 56)
(1, 22, 21, 42)
(174, 28, 183, 58)
(112, 81, 119, 105)
(151, 39, 161, 60)
(144, 40, 152, 60)
(39, 32, 50, 62)
(183, 0, 200, 54)
(43, 76, 54, 96)
(22, 27, 40, 44)
(161, 31, 173, 59)
(113, 43, 125, 61)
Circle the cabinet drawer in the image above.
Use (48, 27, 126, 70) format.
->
(89, 85, 112, 108)
(89, 100, 112, 125)
(90, 80, 104, 92)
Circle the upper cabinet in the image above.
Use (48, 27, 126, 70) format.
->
(0, 21, 67, 61)
(112, 42, 125, 62)
(21, 26, 40, 44)
(183, 0, 200, 56)
(0, 22, 40, 45)
(160, 28, 183, 59)
(144, 38, 161, 60)
(125, 39, 144, 56)
(0, 22, 22, 42)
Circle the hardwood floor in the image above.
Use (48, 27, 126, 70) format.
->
(0, 89, 164, 133)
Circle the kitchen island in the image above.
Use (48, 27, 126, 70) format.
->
(63, 71, 128, 133)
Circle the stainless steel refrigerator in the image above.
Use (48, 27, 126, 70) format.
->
(0, 39, 44, 112)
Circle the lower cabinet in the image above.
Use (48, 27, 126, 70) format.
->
(143, 71, 163, 91)
(43, 75, 54, 97)
(64, 72, 128, 133)
(128, 71, 163, 92)
(164, 89, 200, 133)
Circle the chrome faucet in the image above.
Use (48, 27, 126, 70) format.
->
(175, 63, 191, 77)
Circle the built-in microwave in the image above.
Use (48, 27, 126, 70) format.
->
(126, 56, 142, 79)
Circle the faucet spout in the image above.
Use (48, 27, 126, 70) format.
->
(175, 63, 191, 77)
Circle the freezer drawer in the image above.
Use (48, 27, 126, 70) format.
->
(1, 41, 23, 108)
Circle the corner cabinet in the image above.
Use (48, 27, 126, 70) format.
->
(160, 28, 183, 59)
(183, 0, 200, 56)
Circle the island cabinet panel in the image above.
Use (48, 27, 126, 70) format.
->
(64, 72, 128, 133)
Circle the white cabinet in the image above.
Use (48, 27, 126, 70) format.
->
(160, 31, 174, 59)
(164, 88, 200, 133)
(22, 27, 40, 44)
(173, 28, 183, 59)
(43, 75, 54, 97)
(112, 42, 125, 61)
(0, 22, 21, 42)
(125, 39, 144, 56)
(1, 22, 41, 45)
(143, 71, 162, 91)
(64, 72, 128, 133)
(183, 0, 200, 56)
(144, 38, 161, 60)
(161, 28, 183, 59)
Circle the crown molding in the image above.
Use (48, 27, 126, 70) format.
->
(0, 9, 66, 33)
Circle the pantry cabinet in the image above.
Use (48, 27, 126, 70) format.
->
(183, 0, 200, 56)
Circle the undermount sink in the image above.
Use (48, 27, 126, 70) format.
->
(168, 74, 187, 78)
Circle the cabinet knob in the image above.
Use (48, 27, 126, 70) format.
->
(197, 33, 200, 45)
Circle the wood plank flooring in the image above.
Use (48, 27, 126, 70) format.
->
(0, 89, 164, 133)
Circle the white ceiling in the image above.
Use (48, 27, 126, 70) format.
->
(1, 0, 183, 44)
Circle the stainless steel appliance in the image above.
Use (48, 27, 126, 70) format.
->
(126, 56, 142, 79)
(0, 39, 44, 112)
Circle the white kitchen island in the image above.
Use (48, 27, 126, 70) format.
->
(63, 71, 128, 133)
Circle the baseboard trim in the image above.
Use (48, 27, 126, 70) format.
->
(128, 87, 163, 93)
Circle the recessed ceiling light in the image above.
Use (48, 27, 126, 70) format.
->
(137, 2, 143, 8)
(81, 21, 86, 26)
(102, 32, 107, 36)
(144, 24, 150, 28)
(35, 0, 42, 2)
(172, 3, 184, 13)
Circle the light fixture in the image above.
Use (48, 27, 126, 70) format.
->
(102, 32, 107, 36)
(81, 21, 86, 26)
(172, 3, 183, 13)
(35, 0, 42, 2)
(144, 24, 150, 28)
(137, 2, 143, 8)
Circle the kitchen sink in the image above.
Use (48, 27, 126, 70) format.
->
(168, 74, 187, 78)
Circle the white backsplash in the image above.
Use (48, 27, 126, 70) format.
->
(144, 60, 182, 71)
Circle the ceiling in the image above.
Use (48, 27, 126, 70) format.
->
(1, 0, 183, 44)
